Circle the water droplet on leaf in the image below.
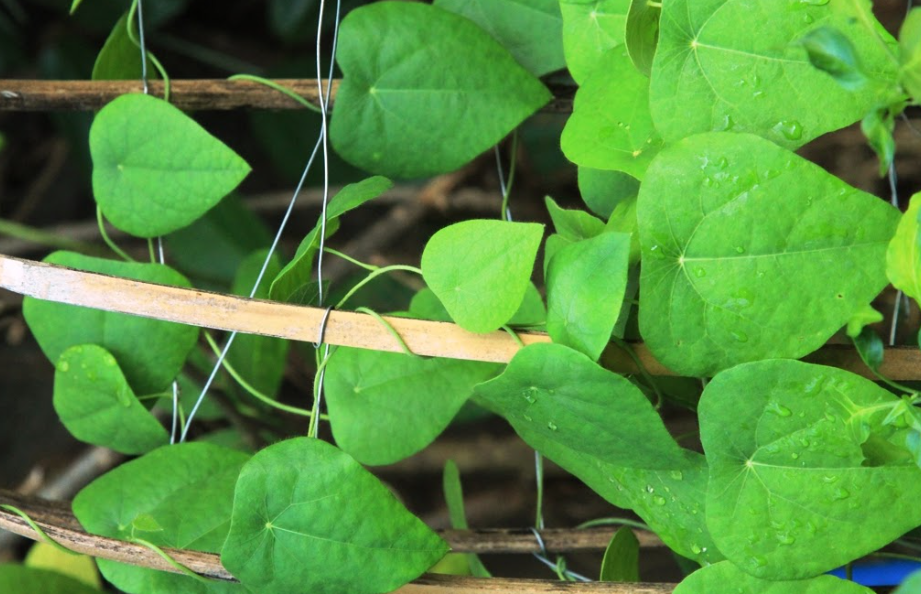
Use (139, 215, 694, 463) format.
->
(730, 330, 749, 343)
(774, 120, 804, 141)
(833, 487, 850, 500)
(653, 496, 666, 506)
(547, 421, 558, 431)
(766, 401, 792, 417)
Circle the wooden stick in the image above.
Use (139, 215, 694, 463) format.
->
(0, 79, 575, 113)
(2, 254, 919, 377)
(0, 490, 674, 593)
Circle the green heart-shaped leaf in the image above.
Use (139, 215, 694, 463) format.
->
(91, 93, 250, 237)
(23, 251, 199, 394)
(473, 343, 720, 563)
(330, 2, 551, 178)
(422, 220, 544, 333)
(325, 347, 502, 465)
(434, 0, 564, 76)
(0, 566, 101, 594)
(673, 562, 873, 594)
(562, 50, 662, 178)
(638, 132, 899, 377)
(560, 0, 630, 83)
(700, 360, 921, 579)
(73, 443, 249, 594)
(221, 438, 448, 594)
(887, 192, 921, 304)
(54, 344, 167, 454)
(650, 0, 900, 146)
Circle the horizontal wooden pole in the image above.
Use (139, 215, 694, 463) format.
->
(1, 254, 919, 377)
(0, 79, 575, 112)
(0, 490, 674, 593)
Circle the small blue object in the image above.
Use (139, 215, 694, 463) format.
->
(828, 559, 921, 587)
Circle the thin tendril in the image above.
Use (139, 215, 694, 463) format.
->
(335, 265, 423, 309)
(611, 337, 664, 409)
(575, 517, 652, 531)
(96, 206, 135, 262)
(323, 247, 379, 272)
(227, 75, 322, 113)
(0, 505, 78, 556)
(502, 325, 525, 348)
(129, 537, 212, 584)
(499, 131, 519, 222)
(354, 307, 416, 356)
(534, 451, 545, 530)
(309, 344, 332, 438)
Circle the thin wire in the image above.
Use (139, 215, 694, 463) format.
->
(135, 0, 149, 95)
(888, 162, 903, 346)
(315, 0, 343, 307)
(494, 145, 513, 222)
(528, 528, 591, 582)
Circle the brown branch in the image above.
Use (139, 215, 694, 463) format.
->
(0, 490, 673, 593)
(0, 79, 575, 113)
(2, 254, 920, 377)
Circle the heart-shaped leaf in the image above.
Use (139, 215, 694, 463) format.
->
(546, 232, 631, 360)
(325, 347, 502, 465)
(73, 443, 249, 594)
(422, 220, 544, 333)
(54, 344, 168, 454)
(221, 438, 448, 594)
(562, 50, 663, 178)
(638, 132, 899, 377)
(473, 343, 720, 563)
(330, 2, 551, 179)
(23, 251, 199, 394)
(91, 93, 251, 237)
(559, 0, 630, 83)
(700, 360, 921, 579)
(650, 0, 901, 146)
(887, 192, 921, 304)
(673, 562, 873, 594)
(434, 0, 565, 76)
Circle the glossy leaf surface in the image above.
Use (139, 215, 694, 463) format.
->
(700, 360, 921, 579)
(650, 0, 900, 147)
(91, 94, 250, 237)
(638, 133, 898, 377)
(673, 562, 873, 594)
(473, 343, 720, 562)
(325, 347, 502, 465)
(421, 220, 544, 333)
(546, 232, 631, 360)
(331, 2, 550, 178)
(560, 0, 630, 83)
(0, 566, 101, 594)
(434, 0, 564, 76)
(54, 344, 167, 454)
(221, 437, 448, 594)
(23, 251, 199, 394)
(887, 192, 921, 304)
(73, 443, 249, 594)
(562, 50, 662, 178)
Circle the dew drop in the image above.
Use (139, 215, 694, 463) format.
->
(694, 267, 707, 278)
(734, 246, 745, 254)
(717, 114, 734, 131)
(547, 421, 558, 431)
(751, 555, 768, 568)
(702, 177, 715, 188)
(730, 330, 749, 343)
(690, 544, 702, 555)
(763, 169, 781, 180)
(58, 361, 70, 373)
(522, 392, 536, 404)
(669, 470, 684, 481)
(717, 156, 729, 169)
(774, 120, 804, 141)
(648, 245, 666, 259)
(803, 13, 815, 23)
(653, 495, 667, 506)
(765, 401, 792, 417)
(645, 485, 655, 494)
(833, 487, 850, 500)
(790, 452, 799, 460)
(775, 532, 796, 545)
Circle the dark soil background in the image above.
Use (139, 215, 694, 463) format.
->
(0, 0, 919, 587)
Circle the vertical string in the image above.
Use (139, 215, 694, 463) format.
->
(179, 0, 343, 443)
(887, 162, 904, 346)
(135, 0, 149, 95)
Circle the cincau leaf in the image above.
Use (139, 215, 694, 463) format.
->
(559, 0, 631, 83)
(325, 347, 502, 465)
(651, 0, 901, 147)
(73, 443, 249, 594)
(91, 94, 250, 238)
(887, 192, 921, 304)
(433, 0, 565, 76)
(473, 343, 721, 563)
(638, 132, 898, 377)
(23, 251, 199, 394)
(673, 562, 873, 594)
(700, 360, 921, 579)
(0, 566, 101, 594)
(221, 438, 448, 594)
(330, 2, 550, 179)
(421, 220, 544, 333)
(54, 344, 168, 454)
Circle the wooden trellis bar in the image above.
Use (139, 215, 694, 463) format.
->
(1, 254, 919, 377)
(0, 79, 576, 112)
(0, 490, 674, 593)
